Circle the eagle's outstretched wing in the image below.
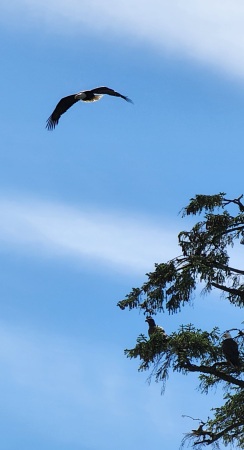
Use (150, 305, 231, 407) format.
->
(46, 95, 79, 130)
(90, 86, 133, 103)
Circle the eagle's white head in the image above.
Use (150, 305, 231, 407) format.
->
(222, 331, 232, 340)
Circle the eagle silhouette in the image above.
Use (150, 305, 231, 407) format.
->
(46, 86, 133, 130)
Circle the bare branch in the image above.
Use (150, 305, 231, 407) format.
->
(185, 362, 244, 388)
(211, 282, 244, 300)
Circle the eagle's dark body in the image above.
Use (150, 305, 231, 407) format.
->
(145, 317, 167, 338)
(46, 86, 133, 130)
(222, 332, 241, 368)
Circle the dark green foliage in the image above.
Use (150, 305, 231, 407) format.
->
(125, 325, 244, 389)
(182, 193, 226, 216)
(118, 194, 244, 314)
(118, 194, 244, 449)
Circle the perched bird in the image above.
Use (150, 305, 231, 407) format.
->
(46, 86, 133, 130)
(145, 316, 167, 338)
(222, 332, 241, 368)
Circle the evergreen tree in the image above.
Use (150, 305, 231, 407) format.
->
(118, 193, 244, 449)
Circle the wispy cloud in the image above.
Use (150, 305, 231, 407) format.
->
(0, 195, 179, 273)
(2, 0, 244, 79)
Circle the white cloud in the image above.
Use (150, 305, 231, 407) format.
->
(2, 0, 244, 79)
(0, 195, 179, 273)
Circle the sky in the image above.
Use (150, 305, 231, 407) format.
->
(0, 1, 244, 449)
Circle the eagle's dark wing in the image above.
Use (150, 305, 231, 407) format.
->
(46, 95, 79, 130)
(90, 86, 133, 103)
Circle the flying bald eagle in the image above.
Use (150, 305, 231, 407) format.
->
(222, 332, 241, 368)
(145, 317, 167, 338)
(46, 86, 133, 130)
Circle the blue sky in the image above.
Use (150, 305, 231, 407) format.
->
(0, 1, 244, 449)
